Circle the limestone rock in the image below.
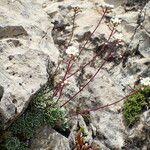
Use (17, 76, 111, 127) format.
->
(123, 112, 150, 149)
(123, 1, 150, 58)
(31, 125, 71, 150)
(0, 0, 59, 62)
(0, 85, 4, 100)
(0, 0, 59, 129)
(0, 48, 51, 129)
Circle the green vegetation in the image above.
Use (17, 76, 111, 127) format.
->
(5, 137, 27, 150)
(0, 86, 68, 150)
(123, 86, 150, 127)
(10, 111, 45, 139)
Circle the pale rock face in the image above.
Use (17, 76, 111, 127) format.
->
(108, 1, 150, 58)
(0, 48, 51, 129)
(0, 0, 59, 62)
(0, 0, 59, 129)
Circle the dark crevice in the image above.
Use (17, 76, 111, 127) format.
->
(0, 86, 4, 101)
(0, 26, 28, 40)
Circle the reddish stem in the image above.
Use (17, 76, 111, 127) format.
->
(52, 59, 72, 98)
(66, 24, 116, 80)
(67, 7, 79, 47)
(52, 9, 107, 99)
(56, 59, 72, 100)
(78, 8, 108, 56)
(70, 89, 140, 116)
(60, 28, 115, 107)
(60, 51, 112, 108)
(67, 8, 108, 75)
(66, 54, 97, 79)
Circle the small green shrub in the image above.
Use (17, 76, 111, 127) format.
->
(140, 86, 150, 98)
(10, 86, 67, 139)
(123, 86, 150, 126)
(45, 107, 67, 128)
(32, 86, 67, 129)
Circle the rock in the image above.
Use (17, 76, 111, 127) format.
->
(143, 2, 150, 33)
(142, 110, 150, 127)
(0, 26, 28, 39)
(0, 0, 59, 62)
(109, 1, 150, 58)
(90, 110, 125, 149)
(0, 0, 60, 129)
(0, 0, 150, 149)
(0, 48, 52, 129)
(128, 1, 150, 58)
(31, 125, 71, 150)
(123, 112, 150, 149)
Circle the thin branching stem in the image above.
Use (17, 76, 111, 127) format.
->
(78, 8, 108, 56)
(67, 7, 79, 47)
(56, 59, 72, 100)
(70, 89, 140, 116)
(60, 28, 115, 107)
(60, 51, 112, 108)
(66, 24, 117, 80)
(53, 59, 72, 98)
(52, 8, 107, 99)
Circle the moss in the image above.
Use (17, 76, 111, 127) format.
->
(0, 85, 68, 150)
(123, 86, 150, 127)
(10, 111, 45, 139)
(140, 86, 150, 99)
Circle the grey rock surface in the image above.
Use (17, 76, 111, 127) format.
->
(0, 0, 59, 129)
(31, 125, 71, 150)
(0, 49, 51, 129)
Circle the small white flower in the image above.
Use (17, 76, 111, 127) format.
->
(66, 46, 79, 56)
(140, 77, 150, 86)
(64, 80, 69, 85)
(111, 17, 121, 25)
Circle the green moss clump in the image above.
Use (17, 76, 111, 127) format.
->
(123, 86, 150, 126)
(140, 86, 150, 98)
(0, 85, 68, 150)
(10, 111, 45, 139)
(45, 107, 67, 127)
